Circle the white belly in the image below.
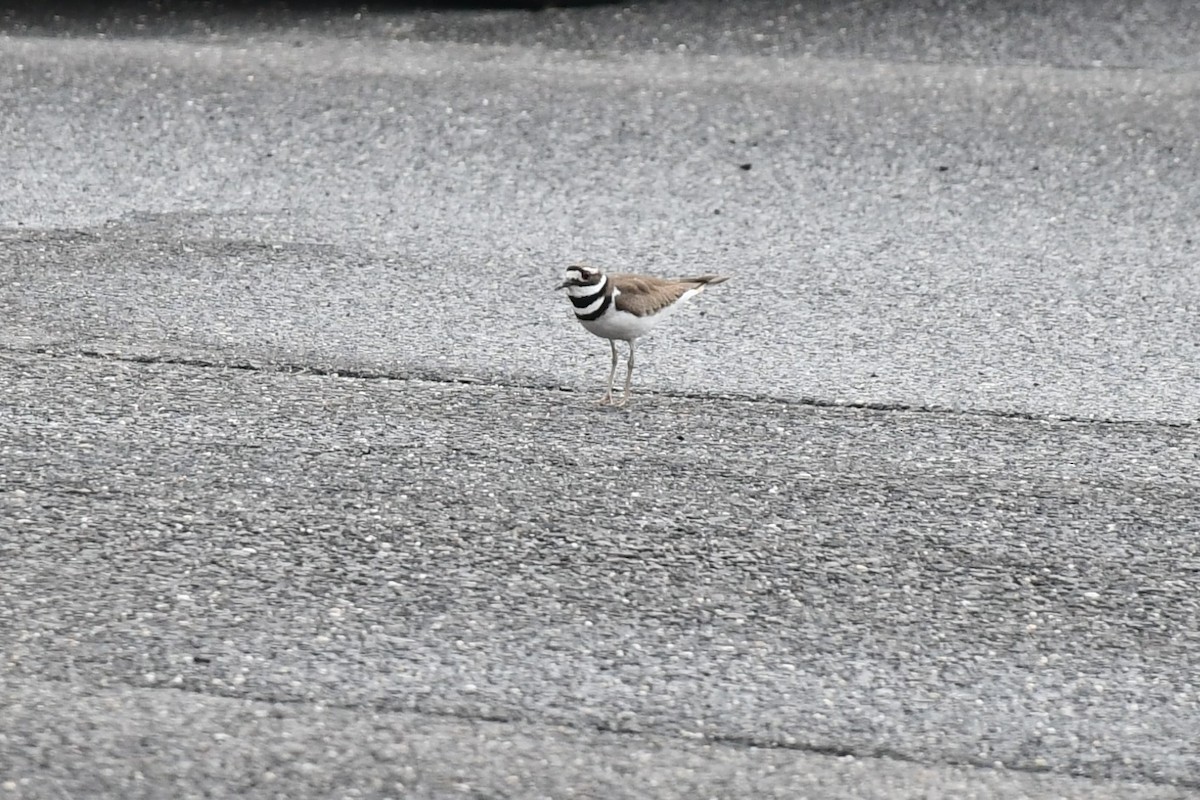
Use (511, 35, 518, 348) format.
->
(571, 283, 704, 342)
(580, 307, 663, 341)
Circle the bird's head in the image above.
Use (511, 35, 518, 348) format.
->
(555, 264, 602, 290)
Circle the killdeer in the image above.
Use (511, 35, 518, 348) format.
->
(556, 265, 729, 406)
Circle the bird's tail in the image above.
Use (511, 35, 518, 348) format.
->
(686, 274, 730, 286)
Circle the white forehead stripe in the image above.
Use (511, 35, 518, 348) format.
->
(566, 274, 604, 296)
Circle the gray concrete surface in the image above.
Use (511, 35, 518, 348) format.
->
(2, 2, 1199, 798)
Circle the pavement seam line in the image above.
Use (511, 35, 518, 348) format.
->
(4, 344, 1195, 430)
(10, 677, 1195, 791)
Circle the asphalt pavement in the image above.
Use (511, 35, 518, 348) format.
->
(1, 2, 1199, 798)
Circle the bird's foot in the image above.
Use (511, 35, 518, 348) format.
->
(596, 393, 614, 406)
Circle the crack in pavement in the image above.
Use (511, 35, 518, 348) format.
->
(5, 673, 1194, 791)
(4, 344, 1194, 430)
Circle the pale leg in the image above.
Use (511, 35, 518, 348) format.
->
(597, 339, 618, 405)
(615, 339, 635, 407)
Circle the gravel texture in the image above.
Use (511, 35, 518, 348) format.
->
(1, 25, 1198, 421)
(2, 351, 1199, 797)
(1, 2, 1199, 797)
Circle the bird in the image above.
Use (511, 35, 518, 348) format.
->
(555, 264, 729, 406)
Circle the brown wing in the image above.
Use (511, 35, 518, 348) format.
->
(610, 273, 729, 317)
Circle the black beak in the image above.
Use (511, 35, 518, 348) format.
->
(554, 280, 569, 290)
